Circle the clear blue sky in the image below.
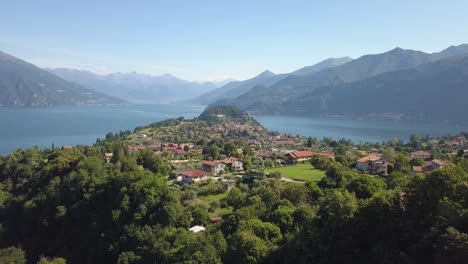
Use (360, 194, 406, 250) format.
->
(1, 0, 467, 81)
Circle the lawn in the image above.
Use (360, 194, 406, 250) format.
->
(265, 163, 325, 183)
(198, 192, 232, 217)
(209, 206, 233, 217)
(198, 192, 228, 203)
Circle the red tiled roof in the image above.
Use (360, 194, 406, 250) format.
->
(288, 151, 314, 159)
(104, 153, 113, 157)
(221, 157, 239, 164)
(357, 154, 382, 163)
(210, 216, 222, 222)
(203, 160, 220, 167)
(319, 152, 335, 159)
(178, 170, 210, 177)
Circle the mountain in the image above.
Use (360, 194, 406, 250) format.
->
(0, 51, 125, 107)
(291, 57, 353, 76)
(48, 69, 219, 104)
(223, 44, 468, 117)
(187, 57, 353, 105)
(292, 54, 468, 122)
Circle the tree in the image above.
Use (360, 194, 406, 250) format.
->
(409, 133, 423, 149)
(191, 206, 210, 226)
(394, 153, 410, 172)
(335, 155, 348, 167)
(228, 219, 282, 264)
(310, 155, 333, 170)
(37, 257, 67, 264)
(226, 187, 246, 209)
(345, 174, 386, 199)
(435, 227, 468, 263)
(410, 157, 424, 166)
(0, 247, 26, 264)
(319, 190, 358, 223)
(318, 163, 354, 189)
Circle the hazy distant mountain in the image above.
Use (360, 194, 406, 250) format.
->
(48, 69, 219, 104)
(187, 57, 353, 105)
(223, 44, 468, 117)
(0, 51, 125, 107)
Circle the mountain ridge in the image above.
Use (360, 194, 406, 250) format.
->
(186, 57, 353, 105)
(220, 44, 468, 119)
(0, 50, 125, 107)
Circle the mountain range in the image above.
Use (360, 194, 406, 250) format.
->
(214, 44, 468, 122)
(47, 69, 222, 104)
(2, 44, 468, 123)
(186, 57, 353, 105)
(0, 51, 124, 107)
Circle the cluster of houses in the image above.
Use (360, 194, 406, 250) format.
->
(177, 157, 244, 184)
(354, 150, 446, 175)
(129, 142, 196, 156)
(202, 157, 244, 175)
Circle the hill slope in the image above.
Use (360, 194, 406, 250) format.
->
(0, 51, 125, 107)
(48, 68, 219, 104)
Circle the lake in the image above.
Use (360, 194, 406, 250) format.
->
(1, 104, 467, 155)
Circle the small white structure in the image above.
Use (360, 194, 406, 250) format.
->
(189, 225, 206, 233)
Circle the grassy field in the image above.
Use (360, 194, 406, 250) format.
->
(265, 163, 325, 183)
(197, 192, 232, 217)
(198, 192, 228, 203)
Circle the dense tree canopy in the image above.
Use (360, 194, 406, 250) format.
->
(0, 141, 467, 264)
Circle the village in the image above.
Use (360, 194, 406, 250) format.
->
(102, 107, 468, 187)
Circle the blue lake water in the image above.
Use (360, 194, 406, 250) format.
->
(0, 104, 467, 155)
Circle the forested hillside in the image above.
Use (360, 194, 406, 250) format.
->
(0, 121, 467, 263)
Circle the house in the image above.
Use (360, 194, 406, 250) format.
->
(137, 133, 148, 139)
(431, 159, 444, 170)
(178, 170, 210, 183)
(410, 150, 431, 160)
(104, 153, 113, 163)
(202, 157, 244, 175)
(411, 159, 445, 173)
(356, 154, 388, 175)
(286, 151, 314, 164)
(448, 136, 466, 147)
(202, 161, 226, 175)
(221, 157, 244, 171)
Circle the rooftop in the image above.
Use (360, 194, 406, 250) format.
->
(178, 169, 210, 177)
(357, 154, 383, 163)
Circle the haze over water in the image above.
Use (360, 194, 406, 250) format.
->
(1, 104, 467, 155)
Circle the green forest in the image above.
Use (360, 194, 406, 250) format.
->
(0, 141, 466, 264)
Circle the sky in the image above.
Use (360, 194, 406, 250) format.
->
(1, 0, 468, 81)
